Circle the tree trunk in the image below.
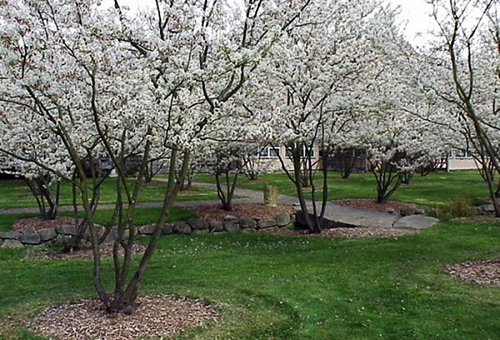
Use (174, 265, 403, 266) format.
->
(215, 171, 238, 211)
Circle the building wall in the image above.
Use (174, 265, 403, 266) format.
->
(257, 145, 321, 172)
(447, 158, 478, 171)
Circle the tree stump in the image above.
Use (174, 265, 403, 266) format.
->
(263, 185, 278, 207)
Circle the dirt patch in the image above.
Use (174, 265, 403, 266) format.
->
(333, 199, 419, 213)
(448, 259, 500, 286)
(192, 203, 294, 222)
(34, 294, 220, 340)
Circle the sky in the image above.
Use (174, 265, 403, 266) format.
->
(386, 0, 437, 47)
(101, 0, 437, 47)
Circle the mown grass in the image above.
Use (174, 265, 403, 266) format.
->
(1, 221, 499, 339)
(196, 171, 490, 207)
(0, 179, 218, 209)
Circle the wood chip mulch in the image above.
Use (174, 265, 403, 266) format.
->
(31, 243, 147, 260)
(34, 295, 221, 340)
(192, 203, 294, 222)
(13, 216, 78, 232)
(447, 259, 500, 286)
(279, 227, 420, 238)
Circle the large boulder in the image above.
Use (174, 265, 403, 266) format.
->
(209, 221, 224, 233)
(101, 227, 119, 244)
(39, 228, 57, 242)
(83, 226, 106, 241)
(239, 216, 257, 229)
(1, 239, 23, 248)
(187, 218, 210, 231)
(21, 229, 41, 245)
(56, 226, 77, 236)
(224, 216, 240, 232)
(138, 225, 156, 235)
(0, 231, 20, 240)
(163, 223, 174, 235)
(173, 222, 192, 235)
(257, 219, 277, 229)
(275, 213, 291, 227)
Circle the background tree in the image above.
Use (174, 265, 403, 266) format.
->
(258, 0, 405, 232)
(409, 0, 500, 214)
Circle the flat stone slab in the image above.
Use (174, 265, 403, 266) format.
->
(299, 203, 401, 229)
(393, 215, 439, 230)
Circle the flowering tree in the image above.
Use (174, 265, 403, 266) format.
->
(409, 0, 500, 214)
(0, 0, 304, 313)
(254, 0, 405, 232)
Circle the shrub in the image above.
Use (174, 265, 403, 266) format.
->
(431, 196, 475, 219)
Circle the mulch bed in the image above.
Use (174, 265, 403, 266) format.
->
(31, 243, 147, 261)
(280, 227, 420, 238)
(191, 203, 295, 222)
(34, 295, 220, 340)
(13, 216, 78, 232)
(447, 259, 500, 286)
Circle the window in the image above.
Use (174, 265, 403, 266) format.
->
(258, 146, 280, 158)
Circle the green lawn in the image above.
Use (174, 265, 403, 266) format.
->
(0, 178, 218, 209)
(1, 221, 499, 339)
(196, 171, 490, 207)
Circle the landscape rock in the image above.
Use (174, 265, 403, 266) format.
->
(393, 215, 439, 230)
(257, 219, 277, 229)
(483, 204, 495, 213)
(296, 211, 357, 229)
(192, 230, 210, 235)
(173, 222, 192, 235)
(239, 216, 257, 229)
(242, 228, 257, 234)
(138, 225, 156, 235)
(39, 228, 57, 242)
(21, 229, 41, 244)
(224, 219, 240, 232)
(187, 218, 210, 231)
(56, 226, 77, 236)
(54, 234, 72, 245)
(400, 208, 416, 216)
(163, 223, 173, 235)
(209, 221, 224, 233)
(275, 213, 291, 227)
(83, 226, 106, 241)
(1, 239, 23, 248)
(101, 227, 118, 244)
(0, 230, 20, 240)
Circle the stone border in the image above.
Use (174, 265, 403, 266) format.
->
(0, 213, 296, 248)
